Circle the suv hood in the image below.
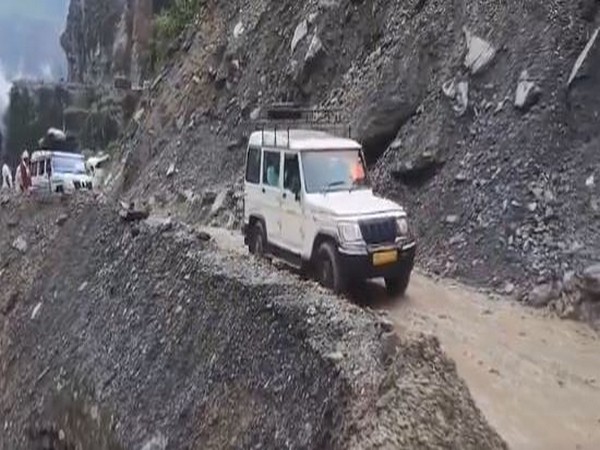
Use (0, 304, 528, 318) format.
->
(306, 189, 404, 217)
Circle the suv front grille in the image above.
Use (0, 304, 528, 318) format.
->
(359, 218, 397, 245)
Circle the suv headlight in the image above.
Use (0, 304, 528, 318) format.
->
(337, 222, 362, 243)
(396, 217, 409, 235)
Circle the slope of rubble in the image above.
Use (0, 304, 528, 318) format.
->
(0, 196, 506, 449)
(94, 0, 600, 307)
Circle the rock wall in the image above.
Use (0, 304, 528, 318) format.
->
(61, 0, 154, 86)
(0, 197, 506, 449)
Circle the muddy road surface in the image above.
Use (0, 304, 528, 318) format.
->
(206, 226, 600, 450)
(390, 275, 600, 450)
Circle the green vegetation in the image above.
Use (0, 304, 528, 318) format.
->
(152, 0, 204, 70)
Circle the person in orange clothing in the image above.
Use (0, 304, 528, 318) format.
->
(351, 158, 365, 183)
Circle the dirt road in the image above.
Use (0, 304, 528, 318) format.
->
(207, 227, 600, 450)
(391, 274, 600, 450)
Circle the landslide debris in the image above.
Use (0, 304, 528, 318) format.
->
(86, 0, 600, 318)
(0, 198, 506, 449)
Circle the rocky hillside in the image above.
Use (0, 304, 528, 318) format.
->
(0, 194, 506, 449)
(86, 0, 600, 301)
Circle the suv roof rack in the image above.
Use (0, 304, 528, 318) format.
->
(250, 103, 352, 147)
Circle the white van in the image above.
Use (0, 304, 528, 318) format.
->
(243, 128, 417, 296)
(30, 151, 93, 194)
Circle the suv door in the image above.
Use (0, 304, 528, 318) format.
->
(31, 160, 41, 193)
(244, 145, 262, 225)
(261, 149, 283, 245)
(281, 152, 303, 253)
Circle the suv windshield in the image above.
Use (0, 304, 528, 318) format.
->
(302, 149, 368, 193)
(53, 156, 86, 175)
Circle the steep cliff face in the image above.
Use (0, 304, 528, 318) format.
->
(61, 0, 154, 86)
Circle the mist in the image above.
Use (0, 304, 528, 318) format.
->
(0, 61, 11, 134)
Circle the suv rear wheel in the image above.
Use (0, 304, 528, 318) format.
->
(249, 220, 267, 257)
(316, 241, 346, 294)
(385, 269, 411, 297)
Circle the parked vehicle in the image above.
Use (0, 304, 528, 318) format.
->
(242, 124, 416, 296)
(30, 151, 93, 194)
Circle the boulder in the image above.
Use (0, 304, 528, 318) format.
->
(166, 163, 176, 178)
(390, 149, 444, 185)
(514, 70, 541, 111)
(356, 97, 419, 162)
(291, 20, 308, 53)
(233, 21, 245, 39)
(305, 34, 323, 63)
(442, 79, 469, 116)
(463, 28, 496, 75)
(12, 236, 28, 253)
(578, 264, 600, 299)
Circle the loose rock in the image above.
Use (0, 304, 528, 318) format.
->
(463, 28, 496, 74)
(291, 20, 308, 53)
(12, 236, 27, 253)
(515, 70, 542, 111)
(305, 34, 323, 62)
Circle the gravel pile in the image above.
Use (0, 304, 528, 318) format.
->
(0, 200, 505, 449)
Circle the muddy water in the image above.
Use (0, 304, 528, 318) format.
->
(206, 226, 600, 449)
(392, 273, 600, 450)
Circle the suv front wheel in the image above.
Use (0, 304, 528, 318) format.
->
(316, 241, 346, 294)
(249, 220, 267, 257)
(385, 269, 411, 297)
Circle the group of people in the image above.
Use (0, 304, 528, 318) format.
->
(2, 151, 33, 193)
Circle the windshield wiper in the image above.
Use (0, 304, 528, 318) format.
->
(321, 180, 346, 193)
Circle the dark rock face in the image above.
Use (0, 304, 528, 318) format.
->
(61, 0, 154, 86)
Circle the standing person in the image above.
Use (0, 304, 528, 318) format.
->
(15, 151, 32, 193)
(2, 161, 12, 190)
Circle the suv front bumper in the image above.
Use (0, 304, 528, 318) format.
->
(338, 240, 416, 280)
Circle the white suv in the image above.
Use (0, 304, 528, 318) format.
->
(242, 128, 416, 296)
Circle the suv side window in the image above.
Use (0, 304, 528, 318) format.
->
(245, 146, 261, 184)
(39, 159, 45, 176)
(262, 151, 281, 188)
(46, 159, 52, 176)
(284, 153, 301, 194)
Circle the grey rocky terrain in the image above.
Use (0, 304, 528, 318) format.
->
(0, 195, 506, 449)
(1, 0, 600, 447)
(102, 1, 600, 303)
